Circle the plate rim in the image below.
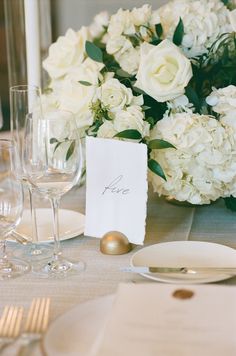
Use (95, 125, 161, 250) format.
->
(9, 208, 85, 243)
(43, 294, 114, 356)
(130, 240, 236, 284)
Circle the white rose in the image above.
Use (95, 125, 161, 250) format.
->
(55, 58, 103, 129)
(229, 9, 236, 31)
(98, 78, 133, 112)
(149, 10, 161, 26)
(131, 4, 152, 26)
(108, 9, 135, 37)
(97, 121, 117, 138)
(115, 47, 140, 75)
(113, 106, 150, 138)
(135, 40, 192, 102)
(139, 26, 152, 42)
(106, 35, 132, 55)
(89, 11, 109, 39)
(41, 91, 59, 112)
(43, 27, 90, 79)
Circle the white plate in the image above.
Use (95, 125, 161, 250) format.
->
(11, 208, 85, 243)
(43, 295, 114, 356)
(131, 241, 236, 284)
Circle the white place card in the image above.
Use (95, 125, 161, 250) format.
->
(93, 283, 236, 356)
(84, 137, 148, 244)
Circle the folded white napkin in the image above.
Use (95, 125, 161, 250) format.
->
(91, 283, 236, 356)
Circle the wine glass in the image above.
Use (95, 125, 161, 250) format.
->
(0, 139, 30, 279)
(9, 85, 52, 259)
(23, 110, 84, 277)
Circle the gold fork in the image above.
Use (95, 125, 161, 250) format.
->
(20, 297, 51, 350)
(0, 305, 24, 351)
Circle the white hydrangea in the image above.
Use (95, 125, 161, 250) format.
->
(206, 85, 236, 116)
(149, 112, 235, 204)
(206, 87, 236, 196)
(167, 95, 194, 113)
(206, 85, 236, 141)
(157, 0, 233, 58)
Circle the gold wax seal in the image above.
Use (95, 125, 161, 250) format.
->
(100, 231, 132, 255)
(172, 289, 194, 300)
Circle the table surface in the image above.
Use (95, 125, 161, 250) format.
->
(1, 184, 236, 324)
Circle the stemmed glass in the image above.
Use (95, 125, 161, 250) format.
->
(0, 139, 30, 279)
(9, 85, 52, 259)
(23, 110, 84, 277)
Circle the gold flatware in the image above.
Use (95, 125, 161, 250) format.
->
(18, 297, 51, 356)
(122, 266, 236, 274)
(24, 297, 50, 337)
(0, 305, 24, 351)
(17, 298, 50, 355)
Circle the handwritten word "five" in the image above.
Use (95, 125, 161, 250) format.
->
(102, 175, 130, 195)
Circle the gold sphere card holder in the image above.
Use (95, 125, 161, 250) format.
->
(100, 231, 132, 255)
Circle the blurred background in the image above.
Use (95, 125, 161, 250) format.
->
(0, 0, 166, 131)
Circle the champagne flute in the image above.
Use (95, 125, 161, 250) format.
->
(0, 139, 30, 279)
(23, 110, 84, 277)
(9, 85, 52, 259)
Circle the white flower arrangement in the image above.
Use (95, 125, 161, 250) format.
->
(149, 112, 235, 204)
(42, 0, 236, 209)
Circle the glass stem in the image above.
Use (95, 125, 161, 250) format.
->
(0, 241, 10, 267)
(50, 197, 61, 261)
(28, 187, 38, 244)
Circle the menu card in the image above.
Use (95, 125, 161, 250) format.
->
(85, 137, 148, 245)
(92, 283, 236, 356)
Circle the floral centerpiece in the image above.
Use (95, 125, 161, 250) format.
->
(42, 0, 236, 209)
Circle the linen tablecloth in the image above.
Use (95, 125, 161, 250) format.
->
(1, 185, 236, 322)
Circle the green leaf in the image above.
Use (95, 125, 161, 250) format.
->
(148, 139, 176, 150)
(114, 129, 142, 140)
(150, 38, 162, 46)
(224, 196, 236, 212)
(173, 18, 184, 46)
(66, 140, 76, 161)
(44, 87, 53, 94)
(148, 159, 166, 181)
(85, 41, 103, 63)
(185, 86, 200, 111)
(155, 23, 163, 38)
(146, 116, 155, 128)
(116, 69, 133, 78)
(54, 141, 62, 153)
(50, 138, 58, 144)
(133, 86, 146, 95)
(78, 80, 92, 86)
